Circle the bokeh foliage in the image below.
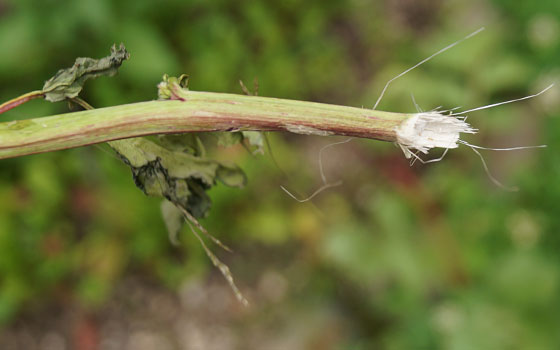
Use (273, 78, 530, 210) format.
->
(0, 0, 559, 348)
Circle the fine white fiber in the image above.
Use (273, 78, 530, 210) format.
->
(395, 111, 477, 159)
(396, 83, 554, 161)
(394, 84, 553, 190)
(373, 28, 485, 110)
(280, 137, 352, 202)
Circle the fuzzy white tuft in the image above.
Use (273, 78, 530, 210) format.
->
(396, 111, 477, 158)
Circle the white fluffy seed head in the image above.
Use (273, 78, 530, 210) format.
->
(396, 111, 477, 158)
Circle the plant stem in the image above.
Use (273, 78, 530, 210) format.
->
(0, 90, 44, 114)
(0, 90, 410, 159)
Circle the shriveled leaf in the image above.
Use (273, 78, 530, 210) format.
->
(242, 131, 264, 154)
(156, 134, 205, 157)
(109, 137, 246, 219)
(100, 71, 249, 305)
(217, 132, 244, 147)
(215, 131, 264, 154)
(160, 200, 184, 245)
(216, 163, 247, 188)
(42, 43, 130, 102)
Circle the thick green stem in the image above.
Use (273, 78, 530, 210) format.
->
(0, 90, 410, 159)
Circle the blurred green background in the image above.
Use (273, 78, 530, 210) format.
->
(0, 0, 559, 349)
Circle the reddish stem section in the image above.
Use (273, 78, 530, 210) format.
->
(0, 91, 44, 115)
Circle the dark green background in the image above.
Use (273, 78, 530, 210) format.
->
(0, 0, 559, 349)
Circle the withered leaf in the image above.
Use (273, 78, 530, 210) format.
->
(217, 132, 244, 147)
(42, 43, 130, 102)
(156, 134, 206, 157)
(109, 137, 246, 219)
(36, 50, 250, 304)
(242, 131, 264, 154)
(160, 200, 184, 245)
